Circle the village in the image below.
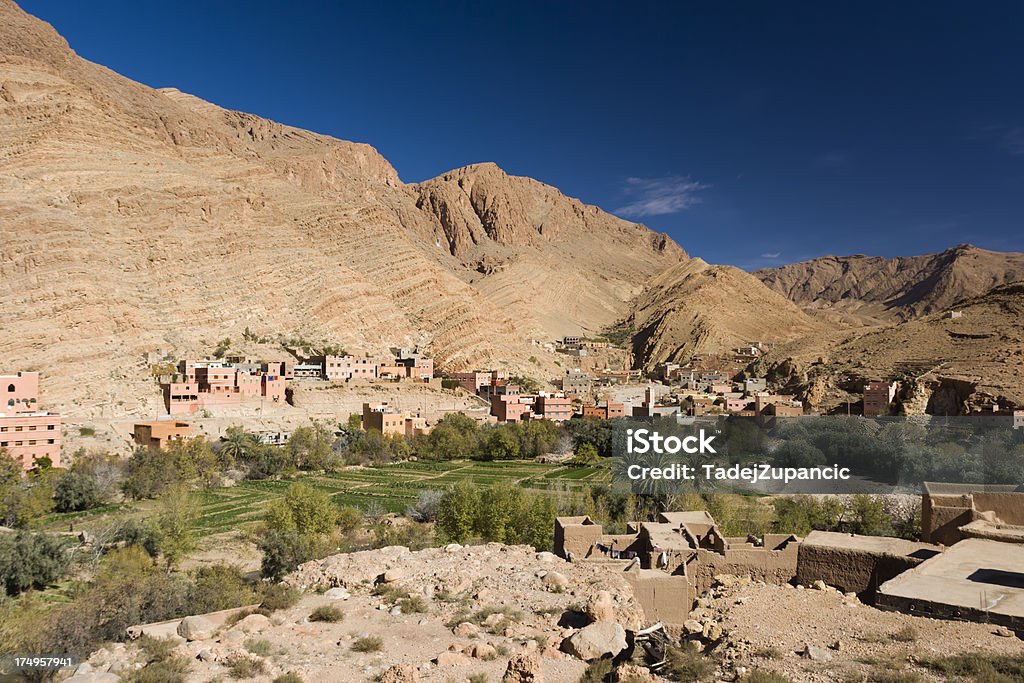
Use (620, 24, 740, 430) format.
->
(3, 334, 1023, 472)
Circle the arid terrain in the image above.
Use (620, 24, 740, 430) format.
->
(72, 544, 1022, 683)
(4, 0, 1021, 419)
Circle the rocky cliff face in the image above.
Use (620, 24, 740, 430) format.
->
(627, 259, 823, 370)
(0, 0, 686, 413)
(755, 244, 1024, 322)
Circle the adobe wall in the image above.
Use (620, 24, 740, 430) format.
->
(554, 523, 603, 559)
(796, 543, 931, 601)
(972, 492, 1024, 526)
(923, 505, 976, 545)
(690, 545, 799, 598)
(623, 571, 693, 624)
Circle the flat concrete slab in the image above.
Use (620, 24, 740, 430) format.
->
(802, 530, 940, 559)
(878, 538, 1024, 630)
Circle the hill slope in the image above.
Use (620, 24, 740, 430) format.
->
(756, 244, 1024, 322)
(0, 0, 683, 414)
(628, 259, 823, 370)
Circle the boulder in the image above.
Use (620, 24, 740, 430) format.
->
(177, 616, 216, 641)
(502, 652, 544, 683)
(562, 622, 627, 660)
(383, 568, 406, 583)
(234, 613, 272, 633)
(585, 590, 614, 623)
(535, 552, 557, 562)
(467, 643, 496, 659)
(683, 619, 703, 635)
(801, 644, 833, 662)
(453, 622, 480, 638)
(541, 572, 569, 589)
(324, 587, 350, 600)
(434, 651, 470, 666)
(379, 663, 419, 683)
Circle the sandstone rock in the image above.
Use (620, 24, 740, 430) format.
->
(562, 622, 627, 660)
(379, 663, 419, 683)
(812, 580, 828, 591)
(586, 590, 615, 623)
(444, 544, 462, 552)
(434, 651, 470, 667)
(535, 552, 556, 562)
(177, 616, 216, 641)
(234, 613, 272, 633)
(383, 568, 406, 583)
(683, 619, 703, 635)
(467, 643, 496, 659)
(324, 587, 350, 600)
(452, 622, 480, 638)
(801, 644, 833, 662)
(502, 652, 544, 683)
(541, 572, 569, 589)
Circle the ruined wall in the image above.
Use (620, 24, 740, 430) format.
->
(623, 571, 693, 624)
(923, 505, 977, 545)
(795, 544, 931, 601)
(972, 492, 1024, 526)
(554, 523, 603, 559)
(690, 546, 799, 598)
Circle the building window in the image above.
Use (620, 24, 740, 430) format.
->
(6, 384, 13, 393)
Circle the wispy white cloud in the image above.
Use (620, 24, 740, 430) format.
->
(812, 152, 849, 169)
(1001, 127, 1024, 155)
(615, 175, 707, 218)
(760, 251, 782, 259)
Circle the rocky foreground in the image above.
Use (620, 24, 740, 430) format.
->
(72, 543, 1022, 683)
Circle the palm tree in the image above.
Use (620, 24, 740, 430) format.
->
(220, 427, 255, 465)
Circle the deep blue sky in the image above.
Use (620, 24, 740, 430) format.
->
(20, 1, 1024, 269)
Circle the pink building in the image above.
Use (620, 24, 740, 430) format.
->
(452, 370, 507, 394)
(163, 360, 287, 414)
(534, 395, 572, 423)
(1, 371, 61, 470)
(325, 355, 378, 382)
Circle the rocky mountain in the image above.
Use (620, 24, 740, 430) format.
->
(756, 244, 1024, 322)
(627, 259, 823, 370)
(0, 0, 686, 414)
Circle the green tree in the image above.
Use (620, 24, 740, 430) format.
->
(435, 480, 480, 543)
(476, 485, 524, 542)
(54, 471, 101, 512)
(0, 530, 68, 596)
(219, 426, 255, 465)
(264, 482, 337, 536)
(846, 494, 892, 536)
(422, 413, 479, 460)
(287, 422, 334, 470)
(481, 427, 521, 461)
(148, 487, 199, 568)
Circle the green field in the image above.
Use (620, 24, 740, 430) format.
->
(189, 460, 608, 534)
(50, 460, 609, 536)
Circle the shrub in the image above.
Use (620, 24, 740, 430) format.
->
(891, 625, 917, 642)
(351, 635, 383, 652)
(78, 426, 97, 437)
(920, 652, 1024, 680)
(258, 530, 323, 581)
(739, 671, 793, 683)
(273, 674, 304, 683)
(398, 594, 428, 614)
(259, 583, 301, 612)
(187, 564, 256, 614)
(578, 658, 613, 683)
(122, 655, 191, 683)
(309, 605, 344, 622)
(468, 674, 489, 683)
(0, 530, 68, 596)
(136, 635, 178, 664)
(54, 471, 101, 512)
(244, 638, 275, 656)
(663, 643, 714, 682)
(227, 655, 266, 679)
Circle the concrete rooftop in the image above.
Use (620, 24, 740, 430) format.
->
(878, 538, 1024, 625)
